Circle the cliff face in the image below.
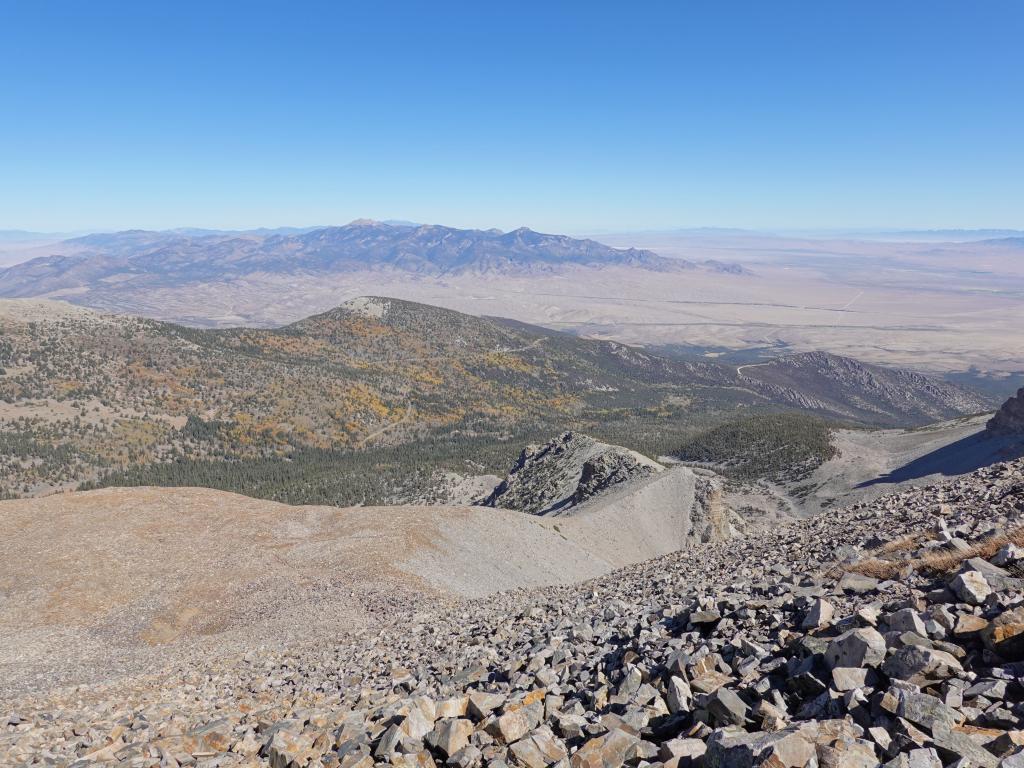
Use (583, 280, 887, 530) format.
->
(987, 387, 1024, 437)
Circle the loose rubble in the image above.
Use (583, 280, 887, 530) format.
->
(3, 459, 1023, 767)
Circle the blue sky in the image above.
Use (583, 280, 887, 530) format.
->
(1, 2, 1022, 232)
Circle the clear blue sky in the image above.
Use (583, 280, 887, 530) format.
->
(1, 1, 1022, 233)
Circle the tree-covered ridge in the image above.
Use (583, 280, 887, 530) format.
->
(673, 412, 839, 483)
(0, 298, 755, 497)
(0, 297, 983, 499)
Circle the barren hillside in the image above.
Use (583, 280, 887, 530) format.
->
(0, 464, 721, 696)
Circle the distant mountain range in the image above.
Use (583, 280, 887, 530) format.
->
(0, 221, 748, 303)
(978, 236, 1024, 248)
(0, 229, 84, 242)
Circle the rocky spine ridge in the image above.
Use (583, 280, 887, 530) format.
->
(483, 432, 664, 515)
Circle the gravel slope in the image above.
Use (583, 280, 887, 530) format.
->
(0, 467, 711, 697)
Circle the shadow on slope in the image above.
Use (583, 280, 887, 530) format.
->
(858, 431, 1024, 487)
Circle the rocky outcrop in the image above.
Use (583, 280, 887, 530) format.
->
(987, 387, 1024, 437)
(483, 432, 664, 515)
(690, 472, 738, 543)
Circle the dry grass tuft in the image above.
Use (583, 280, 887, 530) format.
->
(878, 532, 933, 554)
(842, 525, 1024, 580)
(844, 558, 905, 580)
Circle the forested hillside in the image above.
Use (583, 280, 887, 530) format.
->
(0, 297, 987, 500)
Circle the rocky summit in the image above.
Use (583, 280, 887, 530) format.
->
(4, 458, 1024, 767)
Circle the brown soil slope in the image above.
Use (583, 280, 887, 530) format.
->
(0, 472, 709, 696)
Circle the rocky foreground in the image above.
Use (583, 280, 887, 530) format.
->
(4, 459, 1024, 767)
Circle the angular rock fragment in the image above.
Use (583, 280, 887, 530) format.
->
(949, 569, 991, 605)
(707, 688, 749, 727)
(569, 728, 640, 768)
(426, 719, 474, 758)
(825, 628, 887, 669)
(801, 598, 835, 629)
(981, 605, 1024, 660)
(704, 727, 815, 768)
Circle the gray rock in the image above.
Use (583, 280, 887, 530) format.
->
(838, 572, 880, 595)
(801, 598, 835, 629)
(895, 691, 958, 733)
(882, 645, 963, 683)
(568, 728, 639, 768)
(703, 727, 816, 768)
(825, 628, 887, 669)
(660, 737, 707, 763)
(907, 748, 943, 768)
(707, 688, 748, 727)
(427, 719, 475, 758)
(830, 667, 870, 692)
(991, 542, 1024, 567)
(929, 724, 1000, 768)
(949, 570, 991, 605)
(448, 745, 483, 768)
(888, 609, 927, 636)
(667, 676, 693, 715)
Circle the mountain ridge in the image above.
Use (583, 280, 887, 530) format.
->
(0, 222, 749, 304)
(0, 296, 993, 501)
